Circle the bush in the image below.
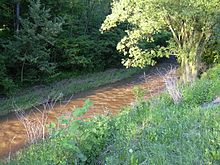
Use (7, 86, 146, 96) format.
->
(203, 35, 220, 65)
(183, 64, 220, 106)
(182, 79, 219, 106)
(202, 64, 220, 80)
(14, 99, 111, 164)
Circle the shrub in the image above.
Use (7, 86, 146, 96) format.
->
(183, 64, 220, 106)
(132, 86, 145, 102)
(182, 79, 219, 106)
(202, 64, 220, 80)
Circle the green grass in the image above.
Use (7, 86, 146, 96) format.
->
(0, 68, 141, 116)
(4, 64, 220, 165)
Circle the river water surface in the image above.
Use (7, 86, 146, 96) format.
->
(0, 62, 175, 159)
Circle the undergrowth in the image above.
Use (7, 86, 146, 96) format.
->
(5, 64, 220, 165)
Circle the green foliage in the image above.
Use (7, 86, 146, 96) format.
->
(0, 0, 15, 37)
(46, 99, 93, 163)
(3, 0, 63, 83)
(9, 65, 220, 164)
(182, 64, 220, 106)
(202, 64, 220, 80)
(0, 76, 16, 96)
(51, 0, 123, 72)
(102, 105, 220, 164)
(57, 30, 124, 72)
(0, 0, 125, 95)
(101, 0, 220, 82)
(0, 58, 16, 95)
(132, 85, 145, 102)
(183, 79, 219, 106)
(15, 99, 109, 164)
(1, 0, 219, 95)
(202, 29, 220, 65)
(72, 99, 93, 118)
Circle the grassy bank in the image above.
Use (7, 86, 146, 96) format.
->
(0, 68, 141, 116)
(5, 64, 220, 164)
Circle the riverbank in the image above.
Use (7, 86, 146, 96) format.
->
(5, 64, 220, 165)
(0, 68, 141, 117)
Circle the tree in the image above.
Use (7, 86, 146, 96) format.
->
(0, 52, 16, 95)
(101, 0, 220, 83)
(50, 0, 123, 72)
(0, 0, 14, 36)
(4, 0, 63, 83)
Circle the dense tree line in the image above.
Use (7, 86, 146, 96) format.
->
(0, 0, 125, 95)
(1, 0, 219, 95)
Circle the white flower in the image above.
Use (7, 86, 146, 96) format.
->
(129, 149, 133, 153)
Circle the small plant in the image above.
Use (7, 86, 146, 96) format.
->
(47, 99, 93, 163)
(132, 86, 145, 102)
(162, 68, 182, 104)
(15, 94, 63, 144)
(48, 99, 93, 134)
(16, 108, 48, 144)
(164, 76, 182, 104)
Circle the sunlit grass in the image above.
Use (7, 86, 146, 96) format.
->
(0, 68, 141, 116)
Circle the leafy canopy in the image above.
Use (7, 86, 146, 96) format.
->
(101, 0, 220, 68)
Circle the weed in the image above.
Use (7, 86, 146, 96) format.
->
(132, 86, 146, 102)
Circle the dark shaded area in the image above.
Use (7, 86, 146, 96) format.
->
(0, 0, 171, 96)
(156, 55, 177, 63)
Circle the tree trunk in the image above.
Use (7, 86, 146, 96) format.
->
(21, 60, 25, 83)
(180, 51, 199, 84)
(16, 2, 20, 34)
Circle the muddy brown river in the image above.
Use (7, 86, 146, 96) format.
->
(0, 62, 176, 160)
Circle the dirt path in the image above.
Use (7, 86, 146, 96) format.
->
(0, 62, 176, 159)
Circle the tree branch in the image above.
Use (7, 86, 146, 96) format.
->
(165, 14, 181, 48)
